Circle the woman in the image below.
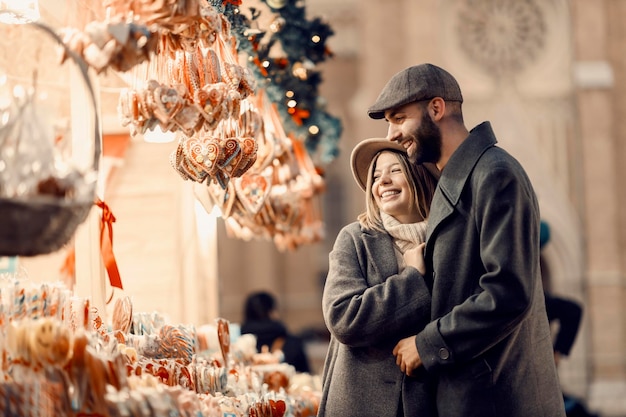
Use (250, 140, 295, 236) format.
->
(318, 138, 438, 417)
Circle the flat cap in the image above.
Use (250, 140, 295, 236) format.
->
(367, 63, 463, 119)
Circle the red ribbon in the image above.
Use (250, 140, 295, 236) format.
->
(60, 246, 75, 284)
(95, 198, 123, 290)
(222, 0, 242, 6)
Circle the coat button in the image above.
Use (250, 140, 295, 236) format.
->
(438, 348, 450, 360)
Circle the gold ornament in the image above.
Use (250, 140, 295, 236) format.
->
(266, 0, 287, 10)
(292, 62, 308, 80)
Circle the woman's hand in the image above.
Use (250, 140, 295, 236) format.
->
(403, 242, 426, 274)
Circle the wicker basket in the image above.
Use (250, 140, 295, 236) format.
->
(0, 19, 100, 257)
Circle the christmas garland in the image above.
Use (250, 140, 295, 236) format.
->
(211, 0, 342, 166)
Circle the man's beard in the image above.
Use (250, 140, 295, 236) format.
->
(413, 112, 442, 164)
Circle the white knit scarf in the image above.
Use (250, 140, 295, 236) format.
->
(381, 212, 428, 254)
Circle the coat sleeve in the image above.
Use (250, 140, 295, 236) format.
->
(417, 157, 541, 371)
(323, 223, 431, 348)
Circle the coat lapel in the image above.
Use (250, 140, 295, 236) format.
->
(425, 122, 497, 247)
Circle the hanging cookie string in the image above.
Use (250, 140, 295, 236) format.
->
(115, 8, 255, 139)
(198, 89, 325, 251)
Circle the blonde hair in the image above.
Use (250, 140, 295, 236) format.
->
(357, 150, 437, 232)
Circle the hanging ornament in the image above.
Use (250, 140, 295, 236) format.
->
(292, 62, 308, 80)
(266, 0, 288, 10)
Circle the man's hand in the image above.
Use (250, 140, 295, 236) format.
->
(393, 335, 422, 375)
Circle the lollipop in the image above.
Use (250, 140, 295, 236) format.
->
(111, 296, 133, 334)
(157, 324, 195, 364)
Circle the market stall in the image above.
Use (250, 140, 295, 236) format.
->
(0, 0, 341, 414)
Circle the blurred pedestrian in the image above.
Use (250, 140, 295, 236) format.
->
(241, 290, 311, 373)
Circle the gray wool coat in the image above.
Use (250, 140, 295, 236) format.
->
(318, 223, 437, 417)
(416, 122, 566, 417)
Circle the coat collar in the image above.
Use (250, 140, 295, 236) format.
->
(437, 121, 497, 206)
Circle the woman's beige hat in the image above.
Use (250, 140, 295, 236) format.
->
(350, 138, 406, 192)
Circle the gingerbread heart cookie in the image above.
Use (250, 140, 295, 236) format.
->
(234, 171, 271, 214)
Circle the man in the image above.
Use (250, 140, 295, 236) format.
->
(367, 63, 566, 417)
